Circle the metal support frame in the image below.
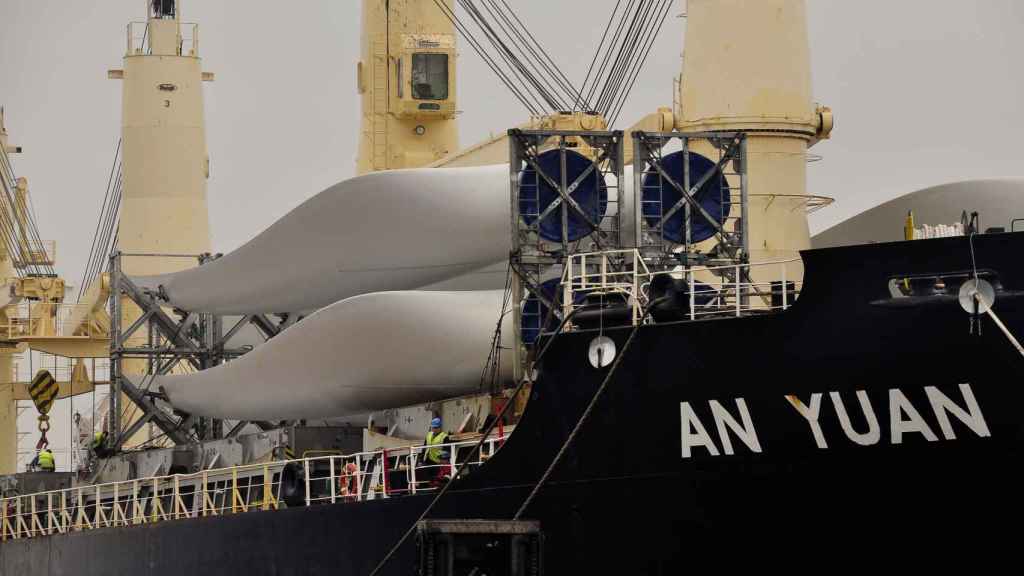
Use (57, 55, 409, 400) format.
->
(508, 129, 625, 382)
(107, 252, 291, 453)
(632, 130, 749, 268)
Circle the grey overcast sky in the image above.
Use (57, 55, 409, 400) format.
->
(1, 0, 1023, 295)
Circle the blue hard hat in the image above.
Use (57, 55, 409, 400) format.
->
(430, 417, 442, 428)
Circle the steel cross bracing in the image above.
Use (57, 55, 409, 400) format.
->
(631, 131, 769, 306)
(508, 128, 626, 381)
(107, 252, 287, 452)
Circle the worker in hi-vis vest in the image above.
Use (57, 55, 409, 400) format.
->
(36, 448, 55, 472)
(424, 417, 450, 484)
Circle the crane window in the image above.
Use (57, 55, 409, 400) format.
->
(411, 53, 448, 101)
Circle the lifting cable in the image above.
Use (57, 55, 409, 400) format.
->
(573, 0, 623, 111)
(606, 0, 674, 126)
(513, 322, 640, 520)
(79, 140, 123, 301)
(432, 0, 546, 116)
(478, 262, 515, 393)
(460, 0, 565, 111)
(0, 145, 55, 277)
(594, 0, 655, 115)
(369, 301, 587, 576)
(580, 0, 639, 114)
(575, 0, 673, 125)
(485, 0, 579, 109)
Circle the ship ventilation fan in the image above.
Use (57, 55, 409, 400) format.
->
(641, 150, 730, 244)
(519, 149, 608, 242)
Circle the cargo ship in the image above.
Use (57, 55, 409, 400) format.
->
(2, 0, 1023, 574)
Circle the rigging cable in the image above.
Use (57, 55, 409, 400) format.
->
(431, 0, 545, 116)
(606, 0, 674, 126)
(595, 0, 657, 116)
(369, 299, 586, 576)
(79, 139, 122, 300)
(514, 324, 641, 520)
(460, 0, 565, 111)
(488, 0, 580, 108)
(0, 140, 56, 276)
(572, 0, 623, 111)
(580, 0, 638, 112)
(478, 0, 570, 109)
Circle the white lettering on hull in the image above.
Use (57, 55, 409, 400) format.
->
(681, 398, 761, 458)
(683, 384, 991, 458)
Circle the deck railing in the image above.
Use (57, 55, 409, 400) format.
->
(561, 249, 803, 328)
(1, 436, 503, 541)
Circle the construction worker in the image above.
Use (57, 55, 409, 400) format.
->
(92, 430, 109, 459)
(424, 417, 450, 485)
(36, 448, 55, 472)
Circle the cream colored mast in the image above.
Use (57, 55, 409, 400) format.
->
(108, 0, 213, 446)
(677, 0, 832, 280)
(357, 0, 459, 174)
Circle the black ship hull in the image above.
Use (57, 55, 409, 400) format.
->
(4, 234, 1024, 574)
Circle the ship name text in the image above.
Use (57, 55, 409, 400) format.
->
(680, 384, 990, 458)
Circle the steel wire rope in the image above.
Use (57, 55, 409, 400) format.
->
(478, 262, 514, 393)
(513, 321, 641, 521)
(0, 153, 32, 276)
(604, 0, 669, 117)
(432, 0, 545, 116)
(0, 143, 55, 276)
(79, 140, 121, 300)
(460, 0, 564, 111)
(435, 0, 545, 115)
(485, 0, 580, 109)
(0, 180, 27, 277)
(607, 0, 674, 126)
(593, 3, 645, 115)
(368, 295, 588, 576)
(595, 0, 655, 117)
(591, 0, 646, 114)
(478, 0, 574, 109)
(581, 0, 637, 111)
(497, 0, 579, 104)
(85, 167, 122, 297)
(12, 172, 54, 276)
(572, 0, 623, 111)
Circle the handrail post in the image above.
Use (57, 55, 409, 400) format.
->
(46, 493, 53, 535)
(735, 263, 742, 317)
(262, 465, 273, 511)
(410, 449, 418, 495)
(329, 457, 337, 504)
(200, 471, 208, 517)
(303, 458, 311, 507)
(449, 442, 458, 480)
(781, 262, 788, 309)
(382, 449, 390, 497)
(113, 483, 121, 526)
(131, 480, 140, 525)
(689, 270, 695, 321)
(355, 454, 363, 502)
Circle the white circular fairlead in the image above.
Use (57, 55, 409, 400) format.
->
(959, 278, 995, 314)
(588, 336, 617, 369)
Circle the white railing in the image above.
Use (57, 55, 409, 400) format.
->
(1, 301, 106, 340)
(560, 249, 803, 329)
(126, 22, 199, 56)
(0, 437, 504, 541)
(561, 249, 651, 327)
